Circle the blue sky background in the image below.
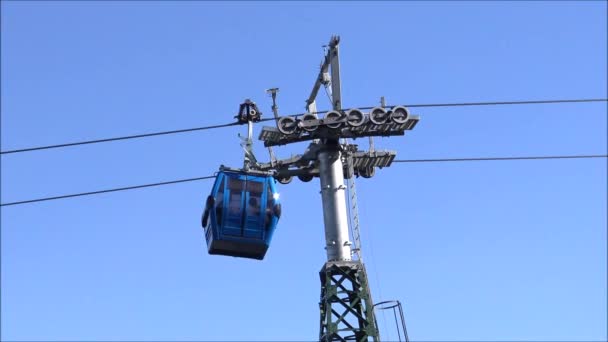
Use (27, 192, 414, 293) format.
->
(1, 1, 606, 341)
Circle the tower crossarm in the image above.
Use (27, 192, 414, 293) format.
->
(258, 111, 419, 148)
(254, 143, 398, 182)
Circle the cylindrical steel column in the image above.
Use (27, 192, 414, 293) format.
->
(318, 141, 351, 261)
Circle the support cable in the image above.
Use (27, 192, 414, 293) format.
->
(2, 98, 605, 155)
(0, 176, 215, 207)
(276, 98, 607, 119)
(2, 153, 605, 207)
(392, 154, 607, 163)
(1, 123, 238, 155)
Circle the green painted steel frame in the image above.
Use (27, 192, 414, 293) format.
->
(319, 261, 379, 342)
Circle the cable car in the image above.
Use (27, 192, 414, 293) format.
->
(201, 167, 281, 260)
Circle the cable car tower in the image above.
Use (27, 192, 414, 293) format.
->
(202, 36, 418, 341)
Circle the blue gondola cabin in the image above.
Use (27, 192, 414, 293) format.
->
(202, 168, 281, 260)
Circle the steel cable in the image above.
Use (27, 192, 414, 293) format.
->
(2, 154, 605, 207)
(2, 98, 605, 155)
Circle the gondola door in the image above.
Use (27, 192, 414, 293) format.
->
(223, 175, 244, 237)
(243, 175, 265, 240)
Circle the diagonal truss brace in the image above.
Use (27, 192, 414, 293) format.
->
(319, 260, 379, 342)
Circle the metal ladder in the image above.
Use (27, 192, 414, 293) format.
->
(345, 149, 383, 341)
(346, 150, 363, 261)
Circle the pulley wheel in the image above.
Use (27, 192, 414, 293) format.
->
(324, 110, 343, 129)
(346, 109, 365, 127)
(277, 175, 293, 184)
(298, 174, 313, 182)
(360, 166, 375, 178)
(369, 107, 389, 125)
(277, 116, 298, 135)
(389, 106, 409, 124)
(301, 113, 318, 132)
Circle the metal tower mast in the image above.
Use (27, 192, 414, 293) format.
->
(255, 35, 419, 341)
(312, 37, 376, 341)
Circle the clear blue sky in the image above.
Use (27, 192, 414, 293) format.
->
(1, 1, 606, 341)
